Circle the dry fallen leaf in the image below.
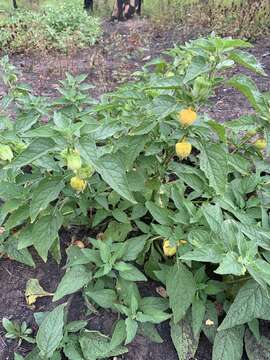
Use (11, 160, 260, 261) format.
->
(205, 319, 214, 326)
(25, 278, 53, 306)
(156, 286, 167, 298)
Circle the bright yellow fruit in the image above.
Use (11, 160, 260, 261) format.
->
(178, 108, 197, 127)
(162, 239, 187, 256)
(175, 141, 192, 159)
(254, 139, 267, 150)
(163, 240, 177, 257)
(70, 176, 87, 192)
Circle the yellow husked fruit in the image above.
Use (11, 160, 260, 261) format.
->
(175, 141, 192, 159)
(0, 144, 13, 162)
(178, 108, 197, 127)
(67, 150, 82, 172)
(254, 139, 267, 150)
(70, 176, 87, 192)
(163, 240, 177, 257)
(77, 165, 95, 179)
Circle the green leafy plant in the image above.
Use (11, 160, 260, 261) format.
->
(13, 304, 128, 359)
(1, 34, 270, 359)
(2, 318, 35, 346)
(0, 2, 101, 53)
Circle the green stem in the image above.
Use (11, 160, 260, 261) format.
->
(223, 275, 251, 284)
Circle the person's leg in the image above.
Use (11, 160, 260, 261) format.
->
(124, 0, 136, 19)
(84, 0, 93, 12)
(136, 0, 142, 15)
(111, 0, 124, 20)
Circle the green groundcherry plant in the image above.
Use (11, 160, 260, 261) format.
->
(1, 34, 270, 359)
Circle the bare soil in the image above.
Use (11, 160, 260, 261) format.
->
(0, 17, 270, 360)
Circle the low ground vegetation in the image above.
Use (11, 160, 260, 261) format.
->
(0, 2, 101, 53)
(1, 0, 270, 56)
(1, 34, 270, 359)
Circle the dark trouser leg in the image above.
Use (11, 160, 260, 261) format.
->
(84, 0, 93, 12)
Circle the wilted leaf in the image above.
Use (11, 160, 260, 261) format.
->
(25, 278, 53, 306)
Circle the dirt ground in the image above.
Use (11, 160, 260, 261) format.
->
(0, 17, 270, 360)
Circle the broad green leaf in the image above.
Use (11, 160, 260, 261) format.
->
(5, 205, 29, 230)
(166, 263, 196, 323)
(149, 95, 178, 120)
(32, 213, 63, 262)
(122, 234, 149, 261)
(236, 222, 270, 250)
(0, 182, 26, 201)
(2, 318, 15, 332)
(115, 262, 147, 282)
(225, 114, 257, 133)
(180, 246, 223, 264)
(65, 321, 88, 333)
(219, 281, 270, 331)
(79, 138, 136, 203)
(207, 121, 227, 142)
(85, 288, 117, 309)
(170, 162, 207, 194)
(245, 330, 270, 360)
(125, 318, 138, 344)
(136, 309, 171, 324)
(24, 347, 43, 360)
(117, 135, 148, 169)
(199, 143, 228, 195)
(145, 201, 173, 225)
(112, 208, 129, 223)
(110, 320, 126, 349)
(192, 297, 206, 336)
(215, 252, 246, 276)
(228, 153, 251, 175)
(215, 38, 251, 50)
(30, 178, 64, 222)
(4, 236, 35, 267)
(202, 203, 223, 233)
(183, 56, 210, 83)
(36, 304, 65, 359)
(10, 138, 56, 168)
(170, 315, 199, 360)
(63, 335, 84, 360)
(202, 300, 218, 343)
(53, 265, 92, 301)
(212, 326, 244, 360)
(228, 75, 268, 114)
(248, 319, 260, 342)
(229, 50, 267, 76)
(140, 297, 169, 313)
(15, 114, 40, 133)
(138, 322, 163, 343)
(23, 125, 57, 138)
(79, 330, 128, 359)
